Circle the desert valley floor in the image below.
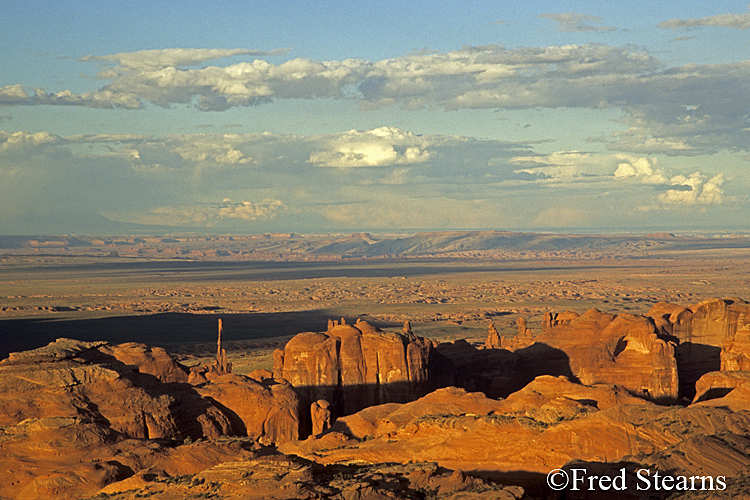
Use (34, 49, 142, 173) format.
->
(3, 231, 750, 499)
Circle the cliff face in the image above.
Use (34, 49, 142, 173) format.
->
(538, 310, 679, 401)
(273, 319, 437, 415)
(482, 309, 680, 401)
(648, 297, 750, 398)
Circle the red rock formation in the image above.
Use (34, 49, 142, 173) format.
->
(721, 324, 750, 371)
(0, 338, 233, 440)
(530, 309, 679, 401)
(196, 373, 301, 445)
(542, 310, 580, 333)
(499, 317, 535, 350)
(648, 298, 750, 399)
(188, 318, 232, 384)
(483, 323, 501, 349)
(273, 319, 436, 415)
(693, 370, 750, 403)
(283, 382, 750, 478)
(97, 342, 188, 383)
(679, 297, 750, 345)
(310, 399, 332, 435)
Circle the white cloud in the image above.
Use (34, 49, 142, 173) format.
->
(80, 48, 288, 71)
(0, 127, 736, 233)
(511, 151, 619, 181)
(172, 135, 253, 164)
(308, 127, 432, 167)
(142, 198, 284, 226)
(0, 130, 60, 152)
(613, 155, 667, 184)
(657, 172, 725, 206)
(539, 13, 617, 32)
(658, 7, 750, 29)
(4, 44, 750, 156)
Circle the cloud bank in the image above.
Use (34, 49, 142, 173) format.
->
(2, 44, 748, 157)
(0, 127, 732, 232)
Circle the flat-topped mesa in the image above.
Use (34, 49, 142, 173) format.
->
(273, 319, 437, 415)
(519, 309, 679, 402)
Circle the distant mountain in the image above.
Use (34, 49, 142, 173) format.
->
(1, 230, 748, 259)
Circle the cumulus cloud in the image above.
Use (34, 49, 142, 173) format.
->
(613, 155, 667, 184)
(1, 44, 661, 112)
(143, 198, 284, 226)
(0, 126, 737, 232)
(539, 13, 617, 32)
(308, 127, 432, 167)
(0, 130, 60, 152)
(510, 151, 618, 181)
(657, 173, 725, 206)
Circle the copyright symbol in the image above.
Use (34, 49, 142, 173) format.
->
(547, 468, 569, 491)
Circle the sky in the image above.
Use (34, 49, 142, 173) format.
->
(1, 1, 749, 235)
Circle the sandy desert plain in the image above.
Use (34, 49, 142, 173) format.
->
(3, 230, 750, 499)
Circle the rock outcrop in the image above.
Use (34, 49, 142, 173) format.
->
(484, 310, 680, 401)
(498, 317, 535, 350)
(648, 297, 750, 398)
(310, 399, 332, 435)
(273, 319, 440, 415)
(188, 318, 233, 384)
(721, 324, 750, 371)
(0, 338, 232, 440)
(693, 370, 750, 403)
(196, 373, 302, 445)
(0, 337, 304, 444)
(284, 381, 750, 480)
(484, 323, 501, 349)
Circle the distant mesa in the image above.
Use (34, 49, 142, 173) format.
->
(4, 230, 750, 260)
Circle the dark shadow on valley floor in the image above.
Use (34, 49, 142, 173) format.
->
(0, 309, 392, 359)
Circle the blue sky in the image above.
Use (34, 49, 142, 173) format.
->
(1, 1, 749, 234)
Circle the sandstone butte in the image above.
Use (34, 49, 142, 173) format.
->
(3, 297, 750, 498)
(272, 318, 445, 416)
